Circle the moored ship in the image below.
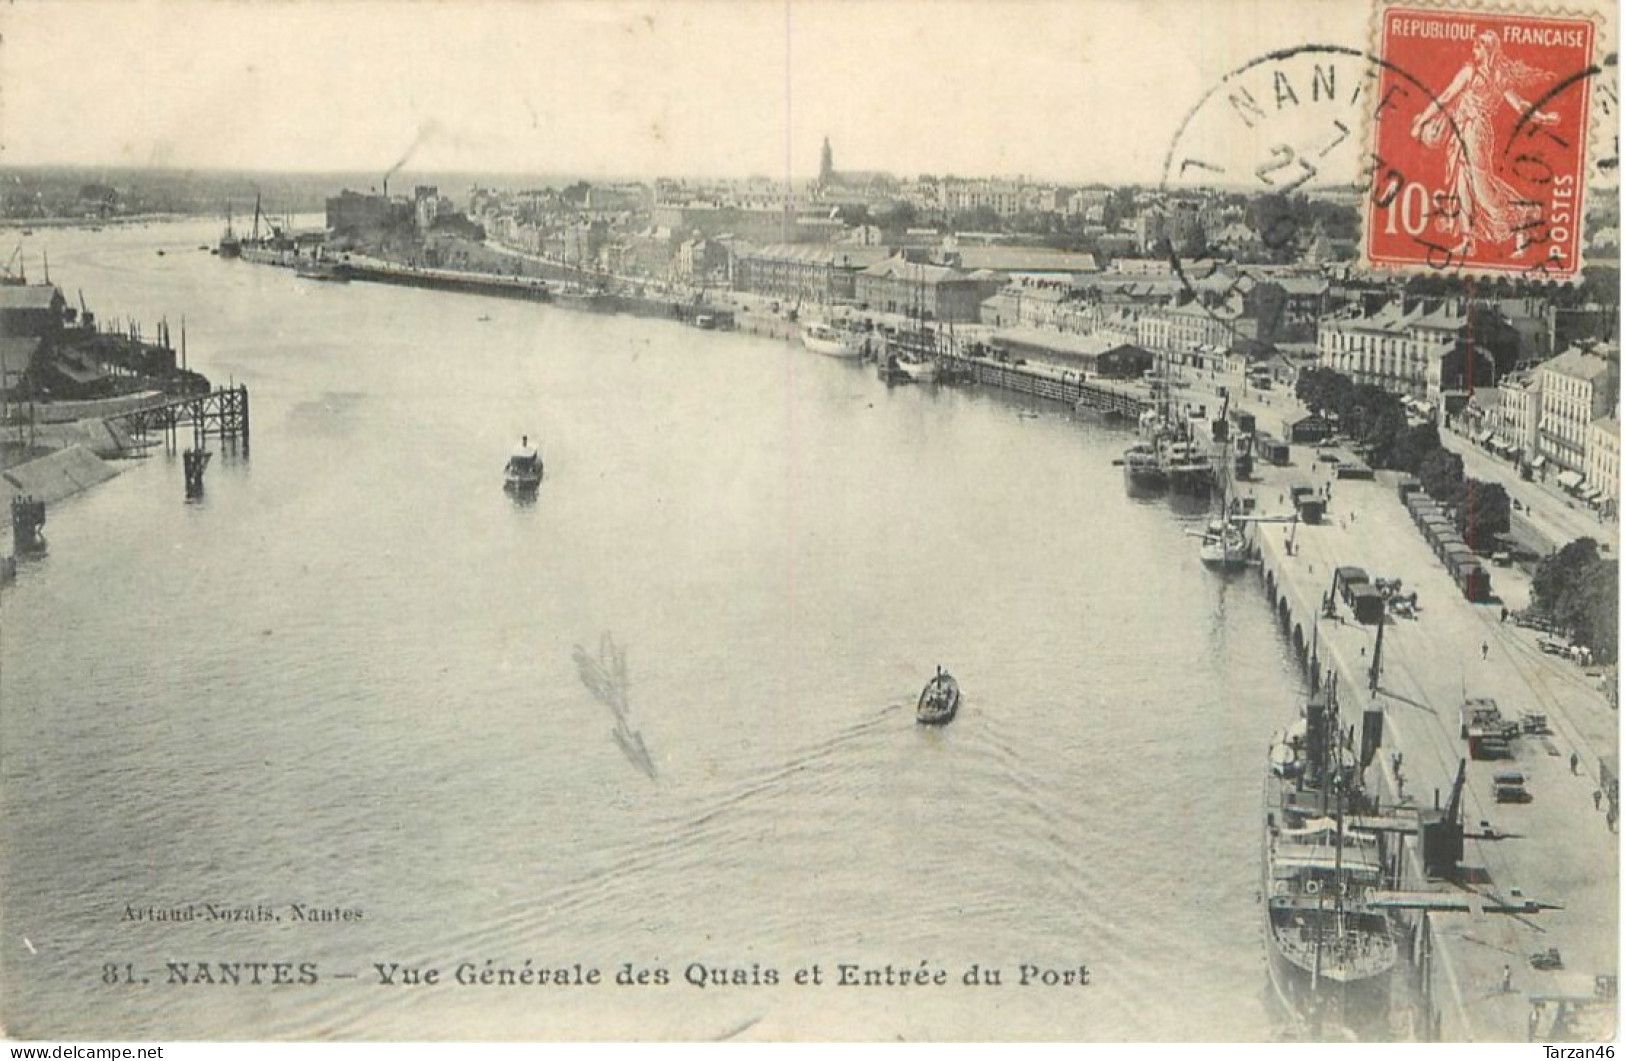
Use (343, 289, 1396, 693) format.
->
(217, 206, 241, 259)
(1122, 441, 1169, 492)
(1264, 678, 1397, 1037)
(801, 320, 862, 358)
(1194, 516, 1250, 569)
(886, 327, 941, 383)
(295, 260, 350, 282)
(1161, 435, 1214, 496)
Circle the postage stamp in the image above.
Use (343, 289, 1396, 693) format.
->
(1364, 1, 1602, 280)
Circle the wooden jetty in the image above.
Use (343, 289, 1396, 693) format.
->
(108, 385, 250, 455)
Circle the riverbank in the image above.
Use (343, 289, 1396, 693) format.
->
(1, 213, 188, 231)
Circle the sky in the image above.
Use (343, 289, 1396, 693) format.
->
(0, 0, 1541, 184)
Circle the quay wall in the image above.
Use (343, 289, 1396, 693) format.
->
(32, 392, 170, 424)
(1244, 460, 1618, 1042)
(344, 262, 552, 303)
(0, 444, 119, 509)
(2, 418, 141, 460)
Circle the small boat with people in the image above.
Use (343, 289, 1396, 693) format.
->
(916, 667, 960, 726)
(504, 435, 544, 493)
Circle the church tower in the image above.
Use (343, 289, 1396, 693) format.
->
(819, 137, 834, 184)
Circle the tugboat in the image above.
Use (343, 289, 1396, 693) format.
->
(217, 205, 242, 259)
(503, 435, 544, 494)
(916, 667, 960, 726)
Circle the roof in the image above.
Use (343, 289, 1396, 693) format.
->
(952, 247, 1099, 273)
(997, 285, 1070, 304)
(0, 284, 63, 311)
(735, 244, 839, 265)
(1541, 347, 1618, 383)
(858, 257, 971, 284)
(1270, 276, 1330, 297)
(991, 327, 1149, 359)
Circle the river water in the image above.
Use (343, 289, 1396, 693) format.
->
(0, 219, 1309, 1041)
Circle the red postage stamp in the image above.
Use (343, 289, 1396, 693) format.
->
(1364, 3, 1600, 280)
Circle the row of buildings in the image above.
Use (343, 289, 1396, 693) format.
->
(1311, 294, 1619, 512)
(1466, 345, 1620, 515)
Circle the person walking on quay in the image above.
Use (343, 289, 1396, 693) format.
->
(1571, 751, 1580, 775)
(1481, 640, 1489, 660)
(1595, 789, 1603, 809)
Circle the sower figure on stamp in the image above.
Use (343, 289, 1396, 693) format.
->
(1409, 31, 1559, 259)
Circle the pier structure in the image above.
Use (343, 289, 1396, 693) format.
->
(182, 447, 211, 498)
(1243, 458, 1617, 1041)
(938, 353, 1149, 416)
(10, 495, 45, 555)
(109, 385, 249, 456)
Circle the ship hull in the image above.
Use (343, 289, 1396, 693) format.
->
(1263, 917, 1394, 1038)
(896, 359, 939, 383)
(803, 335, 862, 358)
(1167, 466, 1214, 497)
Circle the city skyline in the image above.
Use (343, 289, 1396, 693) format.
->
(1, 0, 1376, 185)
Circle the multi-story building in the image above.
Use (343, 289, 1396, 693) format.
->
(940, 178, 1025, 218)
(1316, 299, 1500, 404)
(731, 245, 892, 304)
(1584, 416, 1618, 513)
(325, 189, 411, 237)
(676, 238, 729, 284)
(1536, 344, 1620, 474)
(854, 254, 995, 323)
(1494, 371, 1543, 466)
(1135, 300, 1238, 357)
(979, 281, 1073, 329)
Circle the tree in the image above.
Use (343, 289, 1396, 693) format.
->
(1249, 282, 1288, 345)
(1295, 367, 1354, 418)
(1418, 448, 1465, 510)
(1531, 539, 1617, 661)
(1457, 479, 1510, 551)
(1533, 537, 1602, 617)
(952, 205, 1004, 233)
(1248, 193, 1300, 262)
(1575, 562, 1619, 662)
(834, 203, 872, 228)
(877, 201, 920, 232)
(1361, 403, 1411, 468)
(1387, 422, 1441, 475)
